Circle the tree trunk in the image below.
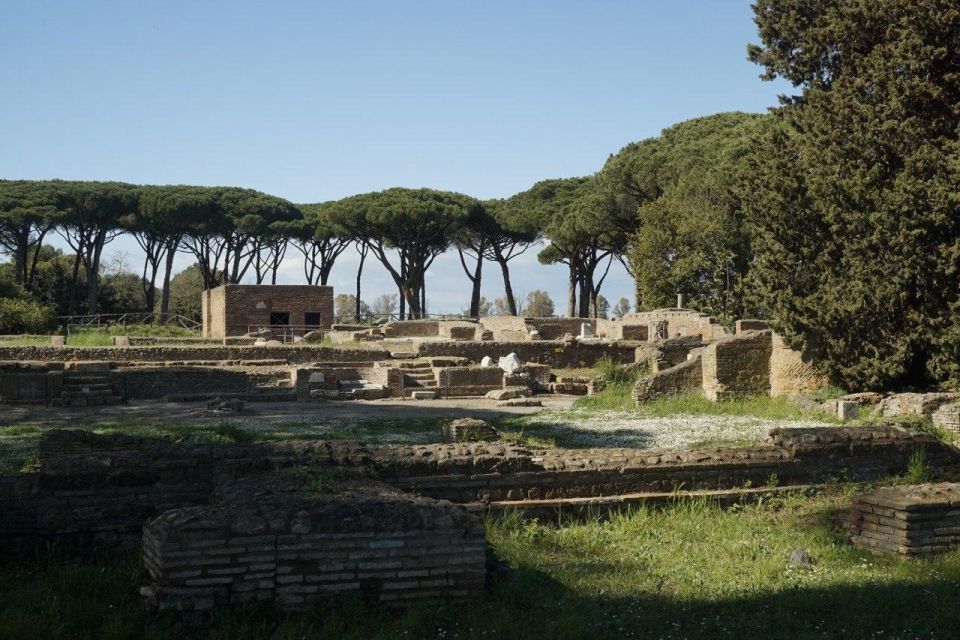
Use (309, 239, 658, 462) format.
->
(578, 275, 590, 318)
(160, 238, 178, 317)
(354, 245, 367, 323)
(68, 250, 83, 316)
(469, 256, 483, 317)
(566, 264, 577, 318)
(496, 258, 518, 316)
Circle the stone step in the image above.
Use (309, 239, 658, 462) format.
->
(397, 361, 432, 369)
(409, 390, 436, 400)
(405, 380, 437, 388)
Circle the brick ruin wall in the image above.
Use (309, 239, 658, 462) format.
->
(436, 366, 505, 397)
(416, 340, 637, 367)
(633, 353, 703, 404)
(477, 316, 530, 341)
(382, 320, 441, 338)
(113, 366, 255, 400)
(143, 485, 486, 612)
(769, 333, 829, 396)
(203, 284, 334, 338)
(701, 330, 773, 401)
(849, 483, 960, 556)
(0, 344, 391, 365)
(2, 426, 951, 547)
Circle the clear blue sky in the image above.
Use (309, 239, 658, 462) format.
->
(0, 0, 790, 314)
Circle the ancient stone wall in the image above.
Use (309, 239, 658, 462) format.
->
(0, 344, 390, 365)
(475, 316, 529, 341)
(850, 483, 960, 556)
(0, 426, 951, 546)
(769, 333, 828, 396)
(525, 318, 595, 340)
(701, 330, 773, 401)
(0, 361, 62, 403)
(620, 308, 722, 340)
(417, 340, 636, 367)
(142, 489, 485, 611)
(632, 354, 703, 403)
(203, 285, 334, 338)
(436, 366, 505, 396)
(382, 320, 440, 338)
(438, 321, 478, 340)
(113, 366, 252, 400)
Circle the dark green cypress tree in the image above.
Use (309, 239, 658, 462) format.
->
(741, 0, 960, 390)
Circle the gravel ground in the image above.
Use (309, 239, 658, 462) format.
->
(515, 410, 834, 449)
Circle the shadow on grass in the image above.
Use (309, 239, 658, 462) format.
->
(2, 540, 960, 640)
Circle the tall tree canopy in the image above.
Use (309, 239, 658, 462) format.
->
(181, 187, 301, 289)
(56, 181, 138, 315)
(741, 0, 960, 390)
(328, 188, 472, 318)
(0, 180, 61, 289)
(605, 112, 770, 321)
(126, 185, 215, 314)
(507, 176, 628, 318)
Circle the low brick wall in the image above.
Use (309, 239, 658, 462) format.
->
(436, 366, 504, 397)
(113, 366, 253, 400)
(2, 426, 952, 547)
(417, 340, 637, 368)
(0, 361, 63, 403)
(526, 318, 595, 340)
(142, 486, 485, 611)
(850, 483, 960, 556)
(382, 321, 440, 338)
(633, 354, 702, 403)
(702, 330, 773, 401)
(0, 344, 391, 365)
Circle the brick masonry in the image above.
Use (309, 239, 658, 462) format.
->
(417, 340, 637, 368)
(701, 330, 773, 401)
(849, 483, 960, 556)
(203, 284, 334, 338)
(142, 480, 485, 612)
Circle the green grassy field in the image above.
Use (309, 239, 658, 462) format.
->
(2, 490, 959, 639)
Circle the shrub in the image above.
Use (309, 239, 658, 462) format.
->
(0, 297, 55, 334)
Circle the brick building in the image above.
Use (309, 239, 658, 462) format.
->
(202, 284, 334, 338)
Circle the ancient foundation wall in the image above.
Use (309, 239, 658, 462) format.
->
(477, 316, 530, 342)
(0, 345, 391, 365)
(382, 321, 440, 338)
(143, 495, 486, 611)
(769, 334, 829, 396)
(701, 330, 773, 401)
(525, 318, 595, 340)
(633, 354, 702, 403)
(849, 483, 960, 556)
(438, 321, 478, 340)
(416, 340, 636, 367)
(113, 366, 253, 400)
(436, 366, 504, 396)
(0, 427, 951, 546)
(0, 361, 63, 403)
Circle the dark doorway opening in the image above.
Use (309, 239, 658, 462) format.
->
(269, 311, 290, 326)
(304, 312, 322, 329)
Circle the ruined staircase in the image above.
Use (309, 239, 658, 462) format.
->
(397, 361, 437, 387)
(60, 362, 123, 406)
(337, 379, 388, 400)
(246, 370, 297, 402)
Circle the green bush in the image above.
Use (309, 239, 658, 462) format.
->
(0, 297, 55, 334)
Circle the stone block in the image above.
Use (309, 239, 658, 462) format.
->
(410, 390, 436, 400)
(837, 400, 859, 421)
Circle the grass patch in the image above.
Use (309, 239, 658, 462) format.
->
(574, 390, 839, 422)
(3, 490, 960, 638)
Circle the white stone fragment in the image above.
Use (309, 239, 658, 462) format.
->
(480, 356, 494, 368)
(498, 353, 522, 374)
